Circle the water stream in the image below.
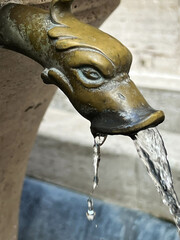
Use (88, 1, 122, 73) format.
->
(86, 127, 180, 234)
(92, 135, 107, 191)
(133, 127, 180, 233)
(86, 135, 107, 221)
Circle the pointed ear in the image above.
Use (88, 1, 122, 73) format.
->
(42, 68, 73, 95)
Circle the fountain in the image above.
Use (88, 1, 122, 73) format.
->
(0, 0, 179, 238)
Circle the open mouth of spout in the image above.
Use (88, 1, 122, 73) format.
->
(90, 107, 165, 137)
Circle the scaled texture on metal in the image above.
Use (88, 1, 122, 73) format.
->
(0, 0, 164, 136)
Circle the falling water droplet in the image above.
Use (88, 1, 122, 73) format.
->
(86, 197, 96, 221)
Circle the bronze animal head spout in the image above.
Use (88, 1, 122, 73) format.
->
(0, 0, 165, 136)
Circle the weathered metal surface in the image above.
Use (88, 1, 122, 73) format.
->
(0, 0, 164, 136)
(0, 0, 120, 27)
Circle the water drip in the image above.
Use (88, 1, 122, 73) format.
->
(86, 135, 107, 221)
(93, 135, 107, 190)
(86, 198, 96, 221)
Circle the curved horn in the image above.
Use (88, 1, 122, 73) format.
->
(50, 0, 74, 23)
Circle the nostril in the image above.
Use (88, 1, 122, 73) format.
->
(118, 93, 125, 100)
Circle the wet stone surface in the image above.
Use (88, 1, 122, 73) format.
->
(19, 178, 179, 240)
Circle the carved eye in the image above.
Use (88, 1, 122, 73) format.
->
(81, 68, 101, 80)
(74, 66, 104, 88)
(73, 66, 104, 88)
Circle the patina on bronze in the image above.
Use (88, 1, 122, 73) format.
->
(0, 0, 165, 136)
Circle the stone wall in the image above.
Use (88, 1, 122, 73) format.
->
(101, 0, 180, 77)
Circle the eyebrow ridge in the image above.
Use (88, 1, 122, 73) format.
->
(62, 46, 116, 70)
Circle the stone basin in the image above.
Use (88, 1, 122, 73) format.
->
(19, 177, 179, 240)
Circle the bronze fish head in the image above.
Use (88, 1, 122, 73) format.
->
(0, 0, 164, 136)
(46, 1, 164, 136)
